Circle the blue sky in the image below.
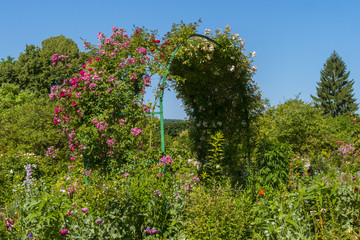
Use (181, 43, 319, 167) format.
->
(1, 0, 360, 119)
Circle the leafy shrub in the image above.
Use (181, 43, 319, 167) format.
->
(255, 139, 293, 188)
(184, 181, 251, 239)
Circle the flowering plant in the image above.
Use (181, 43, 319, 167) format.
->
(50, 26, 163, 169)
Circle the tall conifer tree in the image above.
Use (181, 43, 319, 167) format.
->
(311, 51, 358, 117)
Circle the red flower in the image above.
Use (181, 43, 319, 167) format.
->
(152, 40, 160, 43)
(150, 49, 155, 52)
(160, 55, 165, 58)
(259, 190, 265, 195)
(160, 87, 164, 90)
(354, 188, 358, 191)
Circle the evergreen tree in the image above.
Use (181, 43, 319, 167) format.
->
(311, 51, 358, 117)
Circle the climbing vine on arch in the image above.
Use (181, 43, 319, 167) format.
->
(162, 23, 264, 179)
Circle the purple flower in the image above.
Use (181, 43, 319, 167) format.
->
(150, 229, 159, 235)
(143, 226, 159, 235)
(304, 200, 309, 204)
(353, 176, 356, 181)
(154, 190, 162, 197)
(26, 233, 35, 239)
(81, 208, 89, 213)
(60, 229, 69, 235)
(357, 172, 360, 178)
(95, 219, 104, 223)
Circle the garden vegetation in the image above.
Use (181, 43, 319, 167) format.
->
(1, 20, 360, 239)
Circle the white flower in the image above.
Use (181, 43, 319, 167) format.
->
(180, 104, 184, 107)
(10, 169, 13, 174)
(251, 51, 256, 57)
(217, 121, 222, 126)
(250, 66, 258, 73)
(204, 29, 211, 34)
(229, 65, 235, 72)
(209, 45, 214, 51)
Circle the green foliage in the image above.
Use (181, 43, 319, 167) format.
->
(5, 21, 360, 240)
(311, 51, 358, 117)
(163, 119, 190, 138)
(273, 97, 326, 154)
(184, 182, 251, 239)
(200, 132, 225, 184)
(0, 83, 35, 111)
(255, 139, 293, 188)
(0, 95, 64, 155)
(0, 35, 89, 94)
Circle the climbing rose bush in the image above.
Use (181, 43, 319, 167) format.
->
(50, 26, 163, 169)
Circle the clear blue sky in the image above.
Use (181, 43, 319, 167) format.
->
(1, 0, 360, 119)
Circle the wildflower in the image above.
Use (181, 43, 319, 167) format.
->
(60, 229, 69, 235)
(159, 156, 173, 166)
(81, 208, 89, 213)
(354, 188, 358, 192)
(95, 219, 104, 223)
(60, 189, 66, 193)
(67, 210, 72, 216)
(259, 190, 265, 195)
(154, 190, 162, 197)
(106, 139, 115, 147)
(131, 127, 142, 136)
(26, 233, 34, 239)
(150, 229, 159, 235)
(10, 169, 13, 174)
(123, 173, 130, 178)
(190, 177, 200, 184)
(304, 200, 309, 203)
